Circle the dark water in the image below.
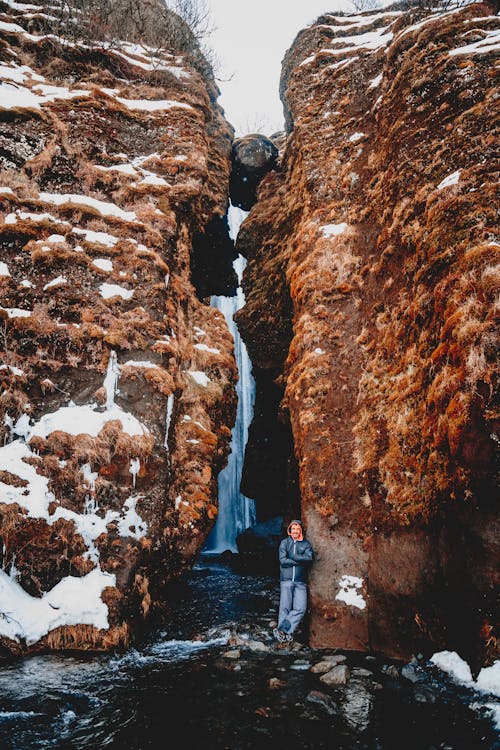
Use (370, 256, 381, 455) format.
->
(0, 558, 498, 750)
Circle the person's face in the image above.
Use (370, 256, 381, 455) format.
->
(289, 523, 303, 540)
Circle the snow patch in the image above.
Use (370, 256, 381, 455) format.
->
(99, 283, 134, 300)
(335, 575, 366, 610)
(187, 371, 211, 387)
(321, 222, 348, 237)
(92, 258, 114, 272)
(0, 568, 116, 645)
(43, 275, 67, 291)
(437, 170, 461, 190)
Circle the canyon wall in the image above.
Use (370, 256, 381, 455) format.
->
(236, 3, 499, 670)
(0, 1, 236, 655)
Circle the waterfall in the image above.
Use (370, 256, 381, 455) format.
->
(203, 204, 256, 554)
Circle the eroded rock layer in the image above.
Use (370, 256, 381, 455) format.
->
(236, 4, 499, 669)
(0, 1, 236, 654)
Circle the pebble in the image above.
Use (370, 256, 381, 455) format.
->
(311, 655, 347, 674)
(351, 667, 373, 678)
(223, 650, 241, 659)
(268, 677, 287, 689)
(383, 664, 400, 679)
(290, 660, 312, 671)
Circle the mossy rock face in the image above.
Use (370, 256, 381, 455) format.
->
(0, 0, 236, 656)
(233, 4, 499, 667)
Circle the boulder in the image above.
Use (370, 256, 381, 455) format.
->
(229, 133, 279, 210)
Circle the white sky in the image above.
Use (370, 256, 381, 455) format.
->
(207, 0, 355, 137)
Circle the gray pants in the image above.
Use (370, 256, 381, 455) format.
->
(278, 580, 307, 634)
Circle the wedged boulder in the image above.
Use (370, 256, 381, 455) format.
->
(229, 134, 279, 210)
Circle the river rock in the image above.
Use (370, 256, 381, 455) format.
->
(268, 677, 287, 689)
(352, 668, 374, 678)
(383, 664, 400, 679)
(223, 650, 241, 659)
(311, 654, 347, 673)
(306, 690, 340, 717)
(342, 683, 373, 732)
(319, 664, 350, 686)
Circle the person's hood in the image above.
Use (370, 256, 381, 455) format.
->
(287, 519, 304, 535)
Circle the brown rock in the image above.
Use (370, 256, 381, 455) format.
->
(320, 665, 351, 686)
(236, 5, 499, 670)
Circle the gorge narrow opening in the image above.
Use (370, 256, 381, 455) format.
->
(203, 204, 256, 554)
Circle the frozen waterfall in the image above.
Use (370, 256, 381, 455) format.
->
(203, 205, 256, 554)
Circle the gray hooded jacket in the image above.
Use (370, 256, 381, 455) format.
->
(279, 520, 313, 583)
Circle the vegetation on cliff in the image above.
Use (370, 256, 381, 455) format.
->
(0, 0, 236, 655)
(236, 2, 499, 669)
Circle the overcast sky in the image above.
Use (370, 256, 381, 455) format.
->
(207, 0, 355, 137)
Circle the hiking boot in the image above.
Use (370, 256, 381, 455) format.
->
(273, 627, 287, 643)
(284, 632, 293, 643)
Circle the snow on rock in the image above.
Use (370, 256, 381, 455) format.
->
(449, 28, 500, 57)
(92, 258, 114, 272)
(122, 360, 158, 368)
(99, 282, 134, 300)
(27, 403, 149, 439)
(0, 567, 116, 645)
(430, 650, 473, 683)
(335, 575, 366, 610)
(194, 343, 221, 354)
(4, 210, 71, 227)
(0, 364, 24, 376)
(116, 96, 193, 112)
(321, 222, 349, 237)
(43, 275, 67, 290)
(0, 440, 55, 516)
(118, 496, 148, 539)
(73, 228, 120, 247)
(187, 370, 211, 387)
(437, 170, 461, 190)
(0, 306, 31, 318)
(0, 0, 238, 655)
(476, 662, 500, 697)
(38, 192, 138, 222)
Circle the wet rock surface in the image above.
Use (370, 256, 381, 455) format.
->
(0, 559, 498, 749)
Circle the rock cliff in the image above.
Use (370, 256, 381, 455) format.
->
(0, 0, 236, 655)
(236, 3, 499, 671)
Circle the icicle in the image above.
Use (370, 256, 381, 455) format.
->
(164, 392, 175, 451)
(103, 350, 120, 409)
(9, 553, 18, 580)
(129, 457, 140, 488)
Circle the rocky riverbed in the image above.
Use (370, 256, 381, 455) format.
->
(0, 557, 498, 749)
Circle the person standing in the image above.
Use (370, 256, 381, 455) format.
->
(273, 519, 313, 643)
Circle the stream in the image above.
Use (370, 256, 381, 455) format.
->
(0, 556, 499, 750)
